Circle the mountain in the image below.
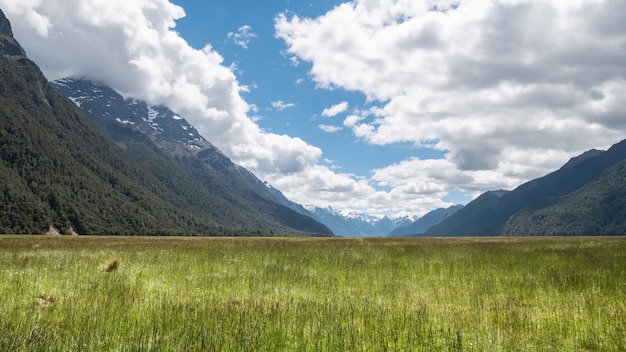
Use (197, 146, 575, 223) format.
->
(52, 78, 212, 153)
(388, 204, 463, 236)
(51, 77, 332, 236)
(0, 10, 331, 236)
(427, 140, 626, 236)
(500, 158, 626, 236)
(425, 191, 509, 236)
(231, 174, 414, 237)
(0, 10, 211, 235)
(559, 149, 604, 170)
(299, 205, 413, 237)
(50, 78, 407, 237)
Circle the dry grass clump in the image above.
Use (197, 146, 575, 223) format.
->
(104, 258, 121, 272)
(35, 291, 58, 309)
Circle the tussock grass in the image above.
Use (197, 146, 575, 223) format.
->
(104, 257, 120, 272)
(35, 291, 58, 309)
(0, 235, 625, 351)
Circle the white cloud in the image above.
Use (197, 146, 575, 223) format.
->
(227, 25, 257, 49)
(271, 100, 296, 111)
(276, 0, 626, 175)
(321, 101, 349, 117)
(318, 124, 343, 133)
(0, 0, 51, 36)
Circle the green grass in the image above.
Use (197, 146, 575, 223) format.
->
(1, 236, 625, 351)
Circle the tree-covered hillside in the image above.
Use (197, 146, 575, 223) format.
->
(500, 159, 626, 236)
(427, 140, 626, 236)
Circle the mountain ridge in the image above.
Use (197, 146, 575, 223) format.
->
(51, 77, 333, 236)
(427, 141, 626, 236)
(52, 78, 420, 237)
(500, 158, 626, 236)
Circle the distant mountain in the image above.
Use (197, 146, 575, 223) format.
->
(300, 205, 413, 237)
(425, 191, 509, 236)
(427, 140, 626, 236)
(0, 10, 331, 236)
(51, 78, 332, 236)
(388, 204, 463, 236)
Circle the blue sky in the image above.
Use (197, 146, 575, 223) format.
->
(172, 0, 458, 201)
(3, 0, 625, 218)
(173, 0, 437, 177)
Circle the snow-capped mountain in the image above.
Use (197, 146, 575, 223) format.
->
(302, 205, 414, 237)
(53, 78, 210, 151)
(52, 77, 333, 236)
(52, 78, 414, 237)
(53, 78, 252, 176)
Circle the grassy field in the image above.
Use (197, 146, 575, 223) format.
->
(1, 235, 625, 351)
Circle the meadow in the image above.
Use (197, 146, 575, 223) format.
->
(1, 235, 625, 351)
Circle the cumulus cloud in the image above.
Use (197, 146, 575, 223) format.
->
(271, 100, 296, 111)
(227, 25, 257, 49)
(321, 101, 349, 117)
(276, 0, 626, 173)
(318, 124, 343, 133)
(1, 1, 50, 36)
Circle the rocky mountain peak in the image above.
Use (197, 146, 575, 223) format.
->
(0, 9, 12, 37)
(0, 9, 26, 57)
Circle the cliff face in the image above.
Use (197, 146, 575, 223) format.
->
(0, 9, 13, 37)
(0, 9, 26, 57)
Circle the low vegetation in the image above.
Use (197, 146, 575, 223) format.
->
(1, 235, 624, 351)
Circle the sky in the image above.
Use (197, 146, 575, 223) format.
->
(1, 0, 625, 218)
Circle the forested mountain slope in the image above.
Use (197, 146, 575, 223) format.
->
(427, 140, 626, 236)
(52, 78, 332, 236)
(500, 158, 626, 236)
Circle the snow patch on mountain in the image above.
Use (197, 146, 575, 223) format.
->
(147, 106, 159, 121)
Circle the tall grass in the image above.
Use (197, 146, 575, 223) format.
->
(0, 236, 624, 351)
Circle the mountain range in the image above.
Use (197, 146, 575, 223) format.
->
(300, 205, 414, 237)
(0, 9, 331, 236)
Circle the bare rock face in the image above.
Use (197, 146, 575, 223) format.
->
(0, 9, 12, 37)
(0, 9, 26, 57)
